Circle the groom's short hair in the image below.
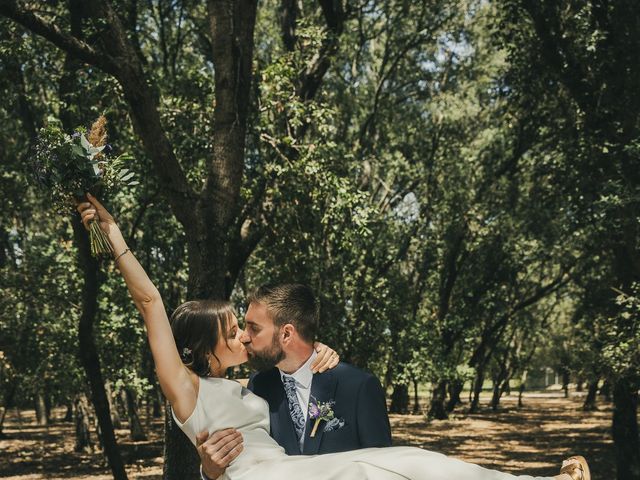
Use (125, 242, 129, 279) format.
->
(247, 283, 319, 343)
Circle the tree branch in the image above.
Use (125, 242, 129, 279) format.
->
(296, 0, 346, 102)
(0, 0, 118, 75)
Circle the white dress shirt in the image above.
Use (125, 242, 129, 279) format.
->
(278, 350, 317, 451)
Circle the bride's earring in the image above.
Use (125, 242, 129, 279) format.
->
(205, 355, 213, 377)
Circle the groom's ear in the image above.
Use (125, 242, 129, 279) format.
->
(281, 323, 295, 345)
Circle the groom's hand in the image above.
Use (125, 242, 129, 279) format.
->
(196, 428, 243, 480)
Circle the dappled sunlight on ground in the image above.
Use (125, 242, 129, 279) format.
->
(390, 393, 613, 478)
(0, 393, 612, 479)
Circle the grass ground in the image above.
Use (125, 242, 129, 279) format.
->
(0, 392, 613, 479)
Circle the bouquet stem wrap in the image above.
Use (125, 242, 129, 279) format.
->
(88, 218, 113, 257)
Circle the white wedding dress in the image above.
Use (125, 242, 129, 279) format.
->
(173, 377, 554, 480)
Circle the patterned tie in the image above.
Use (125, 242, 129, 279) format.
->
(282, 375, 306, 443)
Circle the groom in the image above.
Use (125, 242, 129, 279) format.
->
(197, 284, 392, 479)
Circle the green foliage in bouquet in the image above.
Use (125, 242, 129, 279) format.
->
(31, 116, 138, 257)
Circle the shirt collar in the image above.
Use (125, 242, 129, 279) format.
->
(279, 350, 317, 389)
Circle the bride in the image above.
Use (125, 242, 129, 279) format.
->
(77, 195, 591, 480)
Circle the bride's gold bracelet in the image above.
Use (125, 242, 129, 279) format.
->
(114, 247, 131, 264)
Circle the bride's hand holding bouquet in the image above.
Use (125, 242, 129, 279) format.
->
(77, 193, 128, 262)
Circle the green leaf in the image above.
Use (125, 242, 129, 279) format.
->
(80, 134, 91, 151)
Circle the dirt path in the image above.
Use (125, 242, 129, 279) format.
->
(0, 393, 613, 479)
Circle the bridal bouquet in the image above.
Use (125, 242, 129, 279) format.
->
(31, 116, 138, 257)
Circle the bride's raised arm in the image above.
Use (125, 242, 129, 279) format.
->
(77, 194, 196, 421)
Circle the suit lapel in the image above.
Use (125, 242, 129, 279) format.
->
(302, 370, 338, 455)
(269, 375, 300, 454)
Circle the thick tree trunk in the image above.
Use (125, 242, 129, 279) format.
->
(163, 403, 200, 480)
(389, 384, 409, 414)
(74, 394, 93, 453)
(427, 380, 448, 420)
(163, 2, 259, 476)
(612, 377, 640, 480)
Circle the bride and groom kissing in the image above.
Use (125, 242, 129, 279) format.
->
(195, 283, 393, 479)
(77, 195, 590, 480)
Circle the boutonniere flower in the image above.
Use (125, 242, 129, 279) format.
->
(308, 395, 335, 437)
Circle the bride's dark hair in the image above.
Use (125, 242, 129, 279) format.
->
(169, 300, 235, 377)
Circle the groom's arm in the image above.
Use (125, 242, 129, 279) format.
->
(355, 374, 392, 447)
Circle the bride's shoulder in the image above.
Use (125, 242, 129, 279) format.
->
(200, 376, 232, 387)
(199, 376, 244, 395)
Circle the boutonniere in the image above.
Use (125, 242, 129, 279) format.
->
(308, 395, 335, 437)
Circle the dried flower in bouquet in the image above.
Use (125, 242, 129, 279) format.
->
(31, 115, 138, 257)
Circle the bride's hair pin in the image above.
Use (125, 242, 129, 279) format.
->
(181, 347, 193, 360)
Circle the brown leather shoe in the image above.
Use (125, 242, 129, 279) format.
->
(560, 456, 591, 480)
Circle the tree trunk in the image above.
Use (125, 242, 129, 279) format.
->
(55, 2, 127, 476)
(163, 2, 259, 476)
(490, 380, 502, 411)
(64, 400, 73, 422)
(45, 395, 52, 423)
(389, 384, 409, 414)
(72, 217, 128, 480)
(105, 382, 122, 429)
(124, 388, 147, 441)
(446, 379, 463, 413)
(492, 377, 511, 411)
(153, 387, 163, 418)
(470, 368, 485, 413)
(600, 379, 612, 401)
(583, 380, 599, 411)
(612, 377, 640, 480)
(74, 394, 93, 453)
(427, 380, 448, 420)
(518, 382, 525, 408)
(34, 390, 48, 426)
(562, 369, 570, 398)
(0, 407, 7, 439)
(412, 378, 421, 414)
(0, 382, 16, 437)
(163, 403, 200, 480)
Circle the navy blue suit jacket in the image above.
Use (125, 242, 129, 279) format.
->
(247, 362, 392, 455)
